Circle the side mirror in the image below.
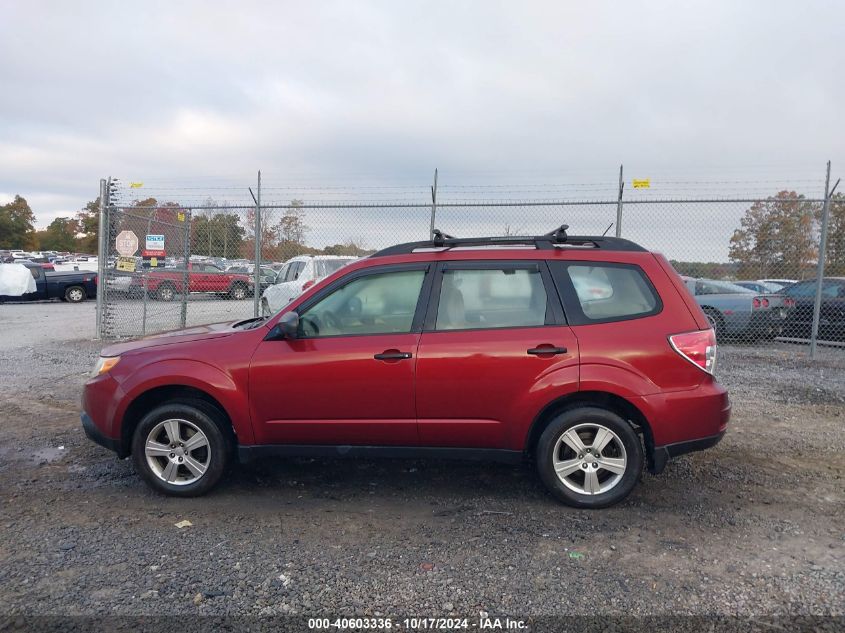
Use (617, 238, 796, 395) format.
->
(267, 311, 299, 340)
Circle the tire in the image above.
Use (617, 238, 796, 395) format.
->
(536, 407, 644, 509)
(228, 283, 247, 300)
(702, 308, 725, 341)
(64, 285, 86, 303)
(155, 283, 176, 302)
(131, 401, 231, 497)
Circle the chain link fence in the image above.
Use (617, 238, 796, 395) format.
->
(96, 170, 844, 354)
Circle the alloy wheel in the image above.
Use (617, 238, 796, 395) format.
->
(144, 418, 211, 485)
(552, 423, 628, 495)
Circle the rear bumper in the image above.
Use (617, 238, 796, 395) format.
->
(81, 411, 121, 454)
(650, 430, 725, 474)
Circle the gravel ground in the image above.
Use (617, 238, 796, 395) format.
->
(0, 302, 843, 619)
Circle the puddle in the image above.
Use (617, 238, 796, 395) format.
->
(33, 446, 68, 464)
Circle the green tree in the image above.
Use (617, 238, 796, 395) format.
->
(192, 212, 245, 258)
(729, 191, 819, 279)
(0, 195, 38, 249)
(75, 199, 100, 254)
(37, 217, 79, 251)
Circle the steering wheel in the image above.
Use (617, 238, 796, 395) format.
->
(322, 310, 342, 331)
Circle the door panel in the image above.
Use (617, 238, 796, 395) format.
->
(415, 262, 578, 450)
(248, 263, 432, 446)
(249, 334, 419, 445)
(416, 327, 579, 449)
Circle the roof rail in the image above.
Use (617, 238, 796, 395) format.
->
(372, 225, 646, 257)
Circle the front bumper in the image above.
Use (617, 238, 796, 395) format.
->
(81, 412, 121, 454)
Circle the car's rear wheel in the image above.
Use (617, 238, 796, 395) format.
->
(65, 285, 86, 303)
(131, 402, 230, 497)
(536, 407, 643, 508)
(228, 283, 247, 300)
(155, 283, 176, 302)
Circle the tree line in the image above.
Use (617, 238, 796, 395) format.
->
(3, 190, 843, 275)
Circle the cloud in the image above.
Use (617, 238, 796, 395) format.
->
(0, 0, 842, 260)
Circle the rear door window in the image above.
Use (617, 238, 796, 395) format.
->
(433, 265, 549, 330)
(551, 262, 660, 324)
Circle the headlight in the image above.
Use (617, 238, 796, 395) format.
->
(92, 356, 120, 377)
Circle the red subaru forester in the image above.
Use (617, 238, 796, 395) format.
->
(82, 227, 729, 508)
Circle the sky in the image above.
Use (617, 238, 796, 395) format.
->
(1, 0, 843, 259)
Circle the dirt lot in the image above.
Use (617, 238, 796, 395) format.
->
(0, 302, 843, 619)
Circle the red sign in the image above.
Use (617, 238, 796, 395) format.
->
(142, 249, 166, 257)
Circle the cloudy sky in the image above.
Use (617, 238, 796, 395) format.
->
(1, 0, 843, 257)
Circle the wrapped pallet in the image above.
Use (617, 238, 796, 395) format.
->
(0, 263, 38, 297)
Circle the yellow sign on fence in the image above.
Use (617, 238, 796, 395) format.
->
(632, 179, 651, 189)
(129, 182, 144, 189)
(116, 257, 136, 272)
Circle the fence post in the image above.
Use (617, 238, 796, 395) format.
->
(180, 208, 191, 329)
(253, 171, 262, 317)
(95, 178, 108, 339)
(615, 164, 624, 238)
(810, 161, 838, 359)
(429, 168, 438, 239)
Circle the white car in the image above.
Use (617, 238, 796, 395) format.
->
(261, 255, 357, 315)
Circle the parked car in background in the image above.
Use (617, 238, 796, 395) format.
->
(779, 277, 845, 341)
(129, 262, 253, 301)
(81, 227, 729, 508)
(683, 277, 792, 341)
(758, 279, 796, 291)
(0, 262, 97, 303)
(261, 255, 357, 315)
(226, 265, 278, 296)
(734, 280, 781, 294)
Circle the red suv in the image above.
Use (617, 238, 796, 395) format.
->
(82, 227, 729, 508)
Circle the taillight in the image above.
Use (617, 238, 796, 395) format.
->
(784, 298, 795, 308)
(302, 280, 316, 290)
(669, 329, 717, 375)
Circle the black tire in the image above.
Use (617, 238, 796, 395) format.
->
(228, 282, 247, 300)
(131, 401, 231, 497)
(155, 283, 176, 302)
(64, 285, 86, 303)
(535, 407, 644, 509)
(702, 308, 725, 341)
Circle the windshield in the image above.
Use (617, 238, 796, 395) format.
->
(315, 259, 356, 277)
(695, 280, 756, 295)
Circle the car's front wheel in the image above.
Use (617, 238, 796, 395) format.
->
(536, 407, 643, 508)
(228, 283, 248, 300)
(131, 401, 231, 497)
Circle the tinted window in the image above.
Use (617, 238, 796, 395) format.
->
(299, 270, 425, 337)
(434, 267, 547, 330)
(695, 280, 754, 295)
(315, 259, 355, 277)
(285, 261, 305, 282)
(553, 263, 659, 323)
(783, 280, 843, 298)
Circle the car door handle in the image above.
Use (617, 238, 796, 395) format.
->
(374, 350, 413, 361)
(527, 346, 568, 356)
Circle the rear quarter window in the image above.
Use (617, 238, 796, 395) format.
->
(550, 262, 661, 325)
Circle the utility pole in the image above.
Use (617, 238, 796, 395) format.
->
(810, 161, 839, 359)
(95, 178, 108, 339)
(253, 170, 262, 317)
(429, 168, 438, 239)
(615, 164, 624, 238)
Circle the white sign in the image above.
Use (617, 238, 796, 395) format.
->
(146, 234, 165, 251)
(115, 230, 139, 257)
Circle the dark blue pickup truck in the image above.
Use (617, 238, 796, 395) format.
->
(0, 263, 98, 303)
